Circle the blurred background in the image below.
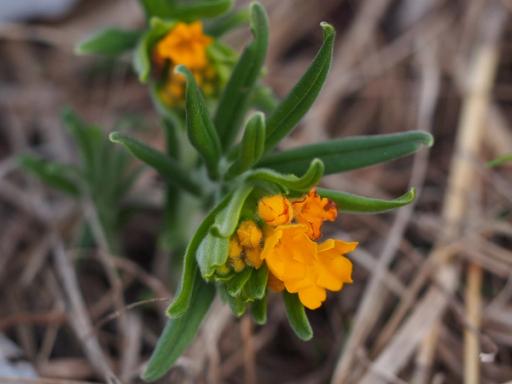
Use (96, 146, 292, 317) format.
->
(0, 0, 511, 383)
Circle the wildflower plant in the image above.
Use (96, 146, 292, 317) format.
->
(28, 0, 433, 381)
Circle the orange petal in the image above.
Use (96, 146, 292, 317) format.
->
(298, 286, 326, 310)
(292, 188, 338, 240)
(258, 195, 293, 226)
(236, 220, 262, 248)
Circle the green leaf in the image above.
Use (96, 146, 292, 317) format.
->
(212, 183, 254, 237)
(196, 231, 229, 279)
(225, 290, 247, 317)
(62, 108, 103, 172)
(176, 65, 222, 179)
(248, 158, 324, 193)
(133, 18, 174, 83)
(76, 28, 141, 56)
(18, 155, 80, 196)
(226, 112, 266, 178)
(204, 8, 250, 37)
(318, 187, 416, 213)
(226, 268, 252, 297)
(259, 131, 434, 175)
(251, 295, 267, 325)
(264, 22, 335, 152)
(141, 0, 233, 21)
(142, 279, 215, 382)
(109, 132, 202, 196)
(283, 292, 313, 341)
(214, 2, 269, 149)
(243, 265, 268, 300)
(167, 195, 231, 318)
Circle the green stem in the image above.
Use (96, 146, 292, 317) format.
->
(161, 117, 185, 252)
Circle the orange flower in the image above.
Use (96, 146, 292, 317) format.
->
(225, 220, 264, 271)
(236, 220, 262, 249)
(315, 239, 357, 291)
(228, 238, 245, 272)
(226, 188, 356, 310)
(154, 21, 212, 70)
(260, 223, 356, 310)
(292, 188, 337, 240)
(258, 195, 293, 226)
(245, 248, 263, 269)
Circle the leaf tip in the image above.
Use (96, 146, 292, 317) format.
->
(109, 131, 121, 143)
(421, 132, 434, 147)
(249, 1, 264, 13)
(174, 64, 187, 76)
(406, 187, 416, 201)
(319, 22, 335, 38)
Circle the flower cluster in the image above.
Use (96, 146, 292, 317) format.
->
(153, 21, 218, 106)
(229, 188, 357, 310)
(228, 220, 263, 272)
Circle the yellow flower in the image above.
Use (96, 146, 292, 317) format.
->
(228, 237, 245, 272)
(245, 247, 263, 269)
(260, 224, 320, 309)
(292, 188, 337, 240)
(225, 220, 264, 271)
(256, 189, 356, 310)
(258, 195, 293, 226)
(158, 66, 218, 107)
(224, 189, 356, 310)
(315, 239, 357, 291)
(154, 21, 212, 70)
(236, 220, 262, 249)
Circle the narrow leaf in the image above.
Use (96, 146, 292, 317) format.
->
(133, 31, 152, 83)
(142, 279, 215, 382)
(226, 268, 252, 297)
(177, 65, 222, 179)
(259, 131, 434, 175)
(251, 295, 267, 325)
(214, 2, 269, 149)
(318, 187, 416, 213)
(141, 0, 233, 21)
(133, 18, 173, 83)
(62, 108, 103, 171)
(76, 28, 140, 56)
(264, 22, 335, 152)
(243, 265, 268, 300)
(204, 9, 250, 37)
(248, 158, 324, 193)
(196, 231, 229, 279)
(109, 132, 202, 196)
(226, 112, 266, 178)
(225, 291, 247, 317)
(18, 155, 80, 196)
(283, 292, 313, 341)
(167, 195, 231, 318)
(212, 183, 254, 237)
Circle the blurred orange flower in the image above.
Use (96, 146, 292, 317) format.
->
(154, 21, 212, 69)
